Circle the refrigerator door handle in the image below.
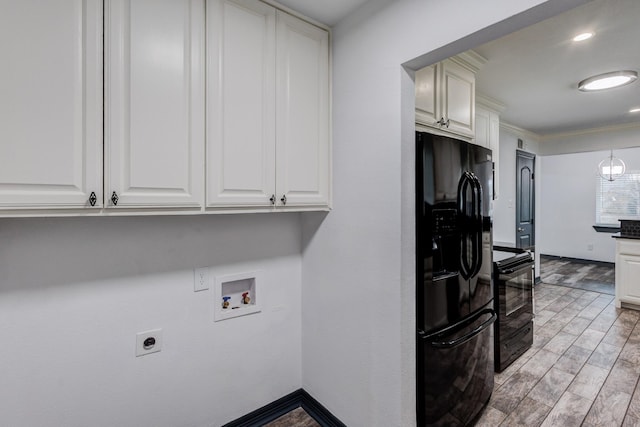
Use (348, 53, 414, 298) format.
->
(458, 172, 473, 280)
(419, 308, 496, 349)
(471, 174, 484, 277)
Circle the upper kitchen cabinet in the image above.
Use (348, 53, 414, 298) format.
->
(105, 0, 205, 209)
(275, 11, 330, 208)
(206, 0, 276, 208)
(206, 0, 330, 210)
(475, 96, 505, 199)
(415, 52, 486, 140)
(0, 1, 103, 211)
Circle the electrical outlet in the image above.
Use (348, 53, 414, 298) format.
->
(136, 329, 163, 357)
(194, 267, 209, 292)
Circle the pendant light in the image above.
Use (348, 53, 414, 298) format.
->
(598, 150, 626, 181)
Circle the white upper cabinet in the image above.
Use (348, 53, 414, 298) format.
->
(105, 0, 205, 209)
(275, 11, 330, 208)
(206, 1, 330, 210)
(415, 53, 485, 140)
(206, 0, 276, 208)
(0, 0, 329, 216)
(415, 65, 438, 127)
(440, 59, 475, 138)
(475, 96, 504, 199)
(0, 0, 103, 210)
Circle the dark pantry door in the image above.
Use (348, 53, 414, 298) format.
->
(516, 150, 535, 249)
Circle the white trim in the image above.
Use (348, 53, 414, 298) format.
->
(476, 93, 506, 113)
(499, 121, 542, 141)
(540, 121, 640, 141)
(450, 50, 487, 73)
(259, 0, 330, 30)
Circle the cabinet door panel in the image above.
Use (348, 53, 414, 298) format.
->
(618, 253, 640, 305)
(441, 60, 475, 138)
(276, 11, 330, 207)
(415, 65, 438, 126)
(0, 0, 102, 209)
(106, 0, 204, 208)
(206, 0, 276, 207)
(489, 113, 500, 199)
(474, 108, 490, 148)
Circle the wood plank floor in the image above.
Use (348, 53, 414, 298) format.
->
(263, 407, 319, 427)
(477, 279, 640, 426)
(540, 255, 614, 295)
(271, 260, 625, 426)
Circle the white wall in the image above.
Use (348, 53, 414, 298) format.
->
(539, 146, 640, 263)
(301, 1, 589, 426)
(0, 214, 302, 426)
(0, 1, 598, 426)
(539, 123, 640, 155)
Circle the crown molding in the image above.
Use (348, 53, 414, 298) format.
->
(450, 49, 487, 73)
(476, 93, 506, 113)
(540, 121, 640, 141)
(499, 121, 542, 141)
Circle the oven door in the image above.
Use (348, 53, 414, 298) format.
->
(495, 259, 534, 337)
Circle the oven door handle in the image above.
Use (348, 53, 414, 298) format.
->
(419, 308, 496, 349)
(499, 263, 534, 275)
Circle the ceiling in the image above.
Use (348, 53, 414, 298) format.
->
(275, 0, 368, 26)
(279, 0, 640, 137)
(470, 0, 640, 136)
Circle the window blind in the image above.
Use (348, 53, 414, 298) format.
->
(595, 171, 640, 226)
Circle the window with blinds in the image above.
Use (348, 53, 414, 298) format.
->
(595, 171, 640, 225)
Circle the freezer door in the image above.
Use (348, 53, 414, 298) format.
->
(417, 303, 495, 426)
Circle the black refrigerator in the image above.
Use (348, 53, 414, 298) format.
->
(415, 131, 496, 426)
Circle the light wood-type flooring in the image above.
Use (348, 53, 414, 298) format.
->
(267, 261, 632, 426)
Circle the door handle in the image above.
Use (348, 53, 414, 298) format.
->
(458, 172, 473, 280)
(420, 308, 497, 349)
(470, 174, 483, 277)
(517, 227, 524, 232)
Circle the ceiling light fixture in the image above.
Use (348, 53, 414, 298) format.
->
(573, 32, 594, 42)
(630, 108, 640, 113)
(578, 70, 638, 92)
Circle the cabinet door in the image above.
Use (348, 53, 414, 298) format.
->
(618, 253, 640, 306)
(0, 0, 102, 209)
(474, 107, 490, 148)
(441, 59, 475, 138)
(206, 0, 276, 208)
(415, 65, 438, 127)
(489, 113, 500, 199)
(275, 11, 330, 208)
(105, 0, 204, 208)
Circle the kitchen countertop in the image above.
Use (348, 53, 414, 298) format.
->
(612, 232, 640, 240)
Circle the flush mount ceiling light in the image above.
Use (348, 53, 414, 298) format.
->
(573, 32, 594, 42)
(599, 150, 626, 182)
(630, 108, 640, 113)
(578, 70, 638, 92)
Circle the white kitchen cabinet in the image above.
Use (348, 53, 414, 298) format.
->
(275, 10, 330, 208)
(0, 0, 329, 216)
(0, 0, 103, 210)
(105, 0, 205, 209)
(615, 239, 640, 308)
(206, 0, 276, 208)
(475, 97, 504, 199)
(206, 0, 330, 210)
(415, 54, 484, 140)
